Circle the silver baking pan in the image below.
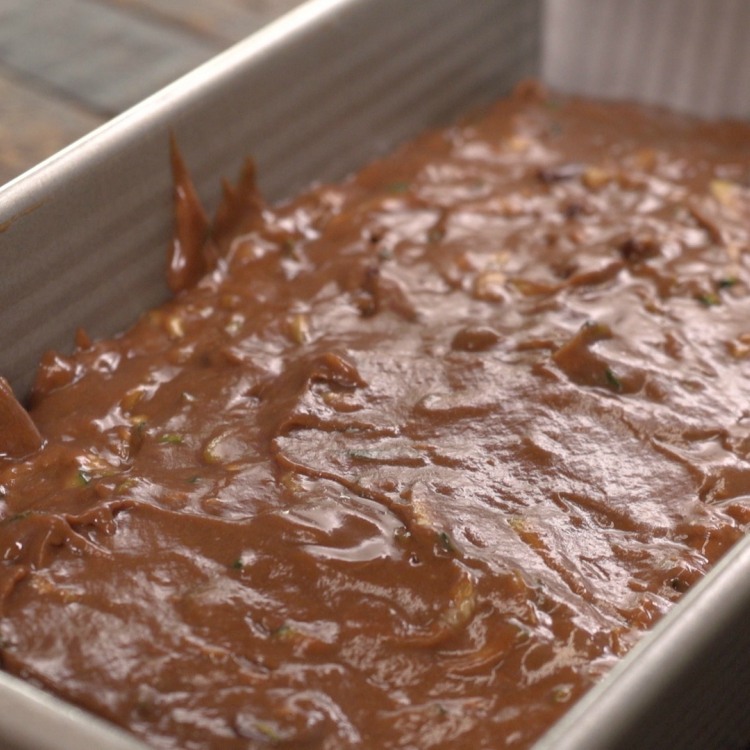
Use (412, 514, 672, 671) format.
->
(1, 0, 749, 748)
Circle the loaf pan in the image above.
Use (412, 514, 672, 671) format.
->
(0, 1, 748, 748)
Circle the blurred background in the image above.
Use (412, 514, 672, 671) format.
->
(0, 0, 303, 185)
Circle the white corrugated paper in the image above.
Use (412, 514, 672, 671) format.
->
(544, 0, 750, 119)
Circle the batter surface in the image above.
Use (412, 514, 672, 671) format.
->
(1, 84, 750, 748)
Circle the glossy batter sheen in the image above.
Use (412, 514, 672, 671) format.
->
(1, 84, 750, 749)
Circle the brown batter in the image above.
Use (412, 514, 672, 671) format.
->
(1, 83, 750, 749)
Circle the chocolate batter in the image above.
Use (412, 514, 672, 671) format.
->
(1, 83, 750, 749)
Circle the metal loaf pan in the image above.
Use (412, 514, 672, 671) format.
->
(0, 1, 749, 748)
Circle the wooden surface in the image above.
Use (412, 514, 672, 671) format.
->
(0, 0, 302, 185)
